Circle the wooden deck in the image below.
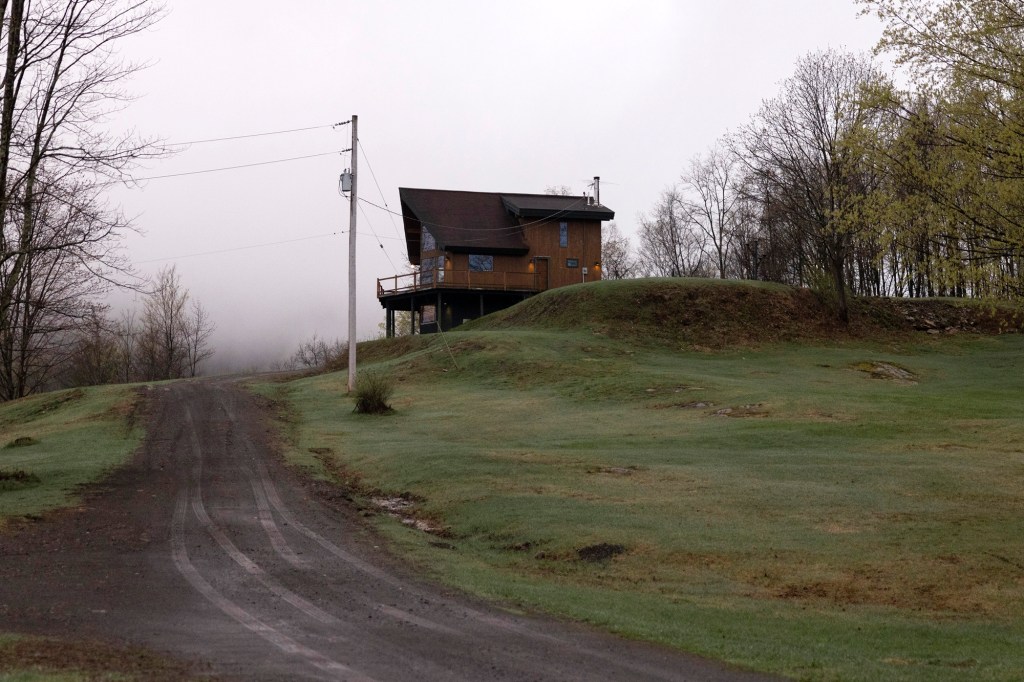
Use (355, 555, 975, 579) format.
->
(377, 269, 540, 297)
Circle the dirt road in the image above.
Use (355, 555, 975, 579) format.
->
(1, 380, 778, 681)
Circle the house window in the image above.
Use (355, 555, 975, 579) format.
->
(566, 258, 579, 268)
(421, 305, 436, 324)
(422, 227, 437, 252)
(420, 256, 435, 285)
(559, 222, 568, 248)
(468, 254, 493, 272)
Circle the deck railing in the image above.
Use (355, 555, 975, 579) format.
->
(377, 269, 539, 297)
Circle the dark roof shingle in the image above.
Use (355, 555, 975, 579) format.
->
(397, 187, 614, 263)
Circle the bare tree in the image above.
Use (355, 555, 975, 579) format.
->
(679, 143, 743, 279)
(114, 308, 138, 383)
(636, 188, 711, 278)
(544, 185, 574, 196)
(600, 222, 636, 280)
(137, 265, 206, 381)
(736, 49, 889, 322)
(61, 306, 119, 387)
(0, 0, 165, 398)
(183, 299, 215, 377)
(291, 333, 345, 369)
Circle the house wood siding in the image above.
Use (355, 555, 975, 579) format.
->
(518, 219, 602, 288)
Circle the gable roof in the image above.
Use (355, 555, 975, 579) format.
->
(398, 187, 615, 264)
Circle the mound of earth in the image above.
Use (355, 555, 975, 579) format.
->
(462, 278, 1024, 348)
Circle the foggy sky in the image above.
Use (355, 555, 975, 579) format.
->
(105, 1, 884, 373)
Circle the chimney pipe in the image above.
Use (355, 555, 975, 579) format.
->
(593, 176, 600, 205)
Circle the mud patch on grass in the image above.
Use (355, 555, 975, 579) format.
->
(853, 361, 917, 384)
(712, 403, 768, 417)
(649, 399, 715, 410)
(372, 494, 449, 536)
(3, 436, 37, 448)
(587, 465, 643, 476)
(0, 635, 211, 681)
(752, 554, 1022, 615)
(577, 542, 626, 562)
(0, 469, 41, 491)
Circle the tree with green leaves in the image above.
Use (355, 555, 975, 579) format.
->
(860, 0, 1024, 295)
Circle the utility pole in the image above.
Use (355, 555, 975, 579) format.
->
(347, 115, 358, 392)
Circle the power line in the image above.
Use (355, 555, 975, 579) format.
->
(357, 138, 404, 242)
(169, 122, 346, 146)
(119, 149, 350, 185)
(357, 200, 399, 272)
(134, 231, 342, 264)
(357, 195, 592, 234)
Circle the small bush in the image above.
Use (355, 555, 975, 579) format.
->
(353, 371, 395, 414)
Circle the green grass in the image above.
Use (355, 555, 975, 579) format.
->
(262, 312, 1024, 681)
(0, 385, 143, 523)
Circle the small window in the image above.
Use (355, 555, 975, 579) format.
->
(421, 305, 436, 324)
(468, 254, 494, 272)
(559, 222, 568, 248)
(566, 258, 579, 268)
(422, 227, 436, 252)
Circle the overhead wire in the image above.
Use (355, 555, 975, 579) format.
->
(356, 195, 593, 235)
(168, 122, 347, 146)
(357, 200, 399, 271)
(339, 139, 402, 271)
(134, 231, 343, 264)
(357, 138, 405, 242)
(118, 149, 350, 185)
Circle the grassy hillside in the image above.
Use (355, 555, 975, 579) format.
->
(0, 384, 144, 524)
(464, 277, 1024, 344)
(265, 279, 1024, 681)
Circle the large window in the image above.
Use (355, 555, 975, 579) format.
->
(420, 256, 435, 285)
(468, 254, 493, 272)
(422, 227, 437, 252)
(559, 222, 568, 248)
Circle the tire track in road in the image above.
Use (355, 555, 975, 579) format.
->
(170, 492, 371, 682)
(173, 405, 371, 680)
(181, 388, 470, 681)
(182, 406, 340, 627)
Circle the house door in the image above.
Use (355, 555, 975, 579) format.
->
(534, 257, 550, 291)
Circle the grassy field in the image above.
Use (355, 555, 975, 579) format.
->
(0, 384, 144, 524)
(264, 279, 1024, 681)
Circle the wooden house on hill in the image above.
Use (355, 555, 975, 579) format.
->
(377, 185, 615, 336)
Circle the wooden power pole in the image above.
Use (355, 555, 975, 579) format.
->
(347, 115, 358, 392)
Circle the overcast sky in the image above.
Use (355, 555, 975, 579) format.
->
(106, 0, 885, 372)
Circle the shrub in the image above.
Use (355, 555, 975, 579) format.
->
(353, 370, 395, 414)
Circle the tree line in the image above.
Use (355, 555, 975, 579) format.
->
(602, 0, 1024, 322)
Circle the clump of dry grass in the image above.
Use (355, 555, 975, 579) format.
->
(353, 370, 395, 415)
